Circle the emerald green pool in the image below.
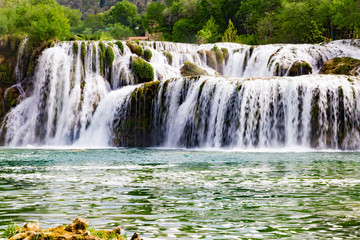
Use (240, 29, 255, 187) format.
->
(1, 149, 360, 239)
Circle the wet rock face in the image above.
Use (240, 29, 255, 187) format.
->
(320, 57, 360, 75)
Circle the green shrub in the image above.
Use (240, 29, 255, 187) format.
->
(131, 56, 154, 83)
(144, 49, 152, 62)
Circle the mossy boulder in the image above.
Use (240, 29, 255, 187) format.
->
(165, 51, 173, 65)
(81, 41, 86, 64)
(288, 60, 313, 76)
(131, 56, 154, 83)
(72, 42, 78, 54)
(205, 50, 217, 71)
(320, 57, 360, 76)
(180, 61, 207, 77)
(126, 41, 143, 57)
(144, 49, 152, 62)
(106, 46, 115, 67)
(4, 85, 21, 111)
(115, 41, 124, 54)
(221, 48, 229, 63)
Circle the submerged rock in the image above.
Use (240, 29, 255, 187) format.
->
(320, 57, 360, 75)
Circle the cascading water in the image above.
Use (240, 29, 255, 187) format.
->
(2, 39, 360, 149)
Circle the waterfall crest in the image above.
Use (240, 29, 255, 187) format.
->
(2, 40, 360, 149)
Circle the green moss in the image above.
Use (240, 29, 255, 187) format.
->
(106, 46, 115, 67)
(249, 46, 254, 57)
(131, 56, 154, 83)
(81, 42, 86, 64)
(115, 41, 124, 54)
(126, 41, 143, 57)
(108, 42, 114, 47)
(205, 50, 217, 70)
(180, 61, 207, 77)
(144, 49, 152, 62)
(99, 41, 106, 75)
(165, 51, 173, 65)
(320, 57, 360, 75)
(221, 48, 229, 62)
(288, 60, 312, 76)
(237, 84, 243, 91)
(213, 46, 224, 64)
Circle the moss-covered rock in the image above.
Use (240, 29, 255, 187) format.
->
(115, 41, 124, 54)
(213, 46, 224, 65)
(144, 49, 152, 62)
(131, 56, 154, 83)
(5, 218, 128, 240)
(320, 57, 360, 76)
(81, 41, 86, 65)
(180, 61, 207, 77)
(72, 42, 78, 54)
(205, 50, 217, 71)
(99, 41, 106, 75)
(165, 51, 173, 65)
(126, 41, 143, 57)
(221, 48, 229, 63)
(106, 46, 115, 67)
(288, 60, 312, 76)
(4, 86, 20, 111)
(112, 81, 161, 147)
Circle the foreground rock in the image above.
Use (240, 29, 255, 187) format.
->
(6, 217, 142, 240)
(320, 57, 360, 75)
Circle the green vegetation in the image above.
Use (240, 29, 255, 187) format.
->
(180, 61, 207, 76)
(131, 56, 154, 83)
(144, 48, 152, 62)
(1, 223, 21, 239)
(320, 57, 360, 75)
(126, 41, 143, 56)
(115, 41, 124, 53)
(106, 46, 115, 66)
(0, 0, 359, 45)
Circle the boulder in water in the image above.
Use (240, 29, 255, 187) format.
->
(65, 217, 88, 233)
(131, 233, 143, 240)
(180, 61, 207, 76)
(320, 57, 360, 75)
(288, 60, 313, 76)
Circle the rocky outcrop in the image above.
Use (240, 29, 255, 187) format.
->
(320, 57, 360, 75)
(5, 218, 138, 240)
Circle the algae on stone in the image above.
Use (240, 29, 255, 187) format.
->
(288, 60, 312, 76)
(115, 41, 124, 54)
(144, 49, 152, 62)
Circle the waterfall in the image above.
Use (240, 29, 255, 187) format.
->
(2, 39, 360, 149)
(15, 37, 28, 82)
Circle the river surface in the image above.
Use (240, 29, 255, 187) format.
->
(1, 148, 360, 239)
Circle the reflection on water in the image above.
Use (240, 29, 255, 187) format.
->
(1, 149, 360, 239)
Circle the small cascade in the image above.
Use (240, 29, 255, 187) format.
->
(15, 37, 28, 82)
(2, 39, 360, 149)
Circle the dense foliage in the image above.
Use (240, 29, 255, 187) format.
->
(0, 0, 359, 44)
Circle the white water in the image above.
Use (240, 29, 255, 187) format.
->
(2, 40, 360, 148)
(15, 37, 28, 82)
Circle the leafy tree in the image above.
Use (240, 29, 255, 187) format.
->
(172, 18, 197, 42)
(143, 2, 165, 31)
(108, 0, 138, 26)
(222, 19, 237, 42)
(331, 0, 360, 38)
(196, 16, 220, 43)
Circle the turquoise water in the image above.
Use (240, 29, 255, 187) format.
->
(1, 149, 360, 239)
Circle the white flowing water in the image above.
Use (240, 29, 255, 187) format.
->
(2, 40, 360, 148)
(14, 37, 28, 82)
